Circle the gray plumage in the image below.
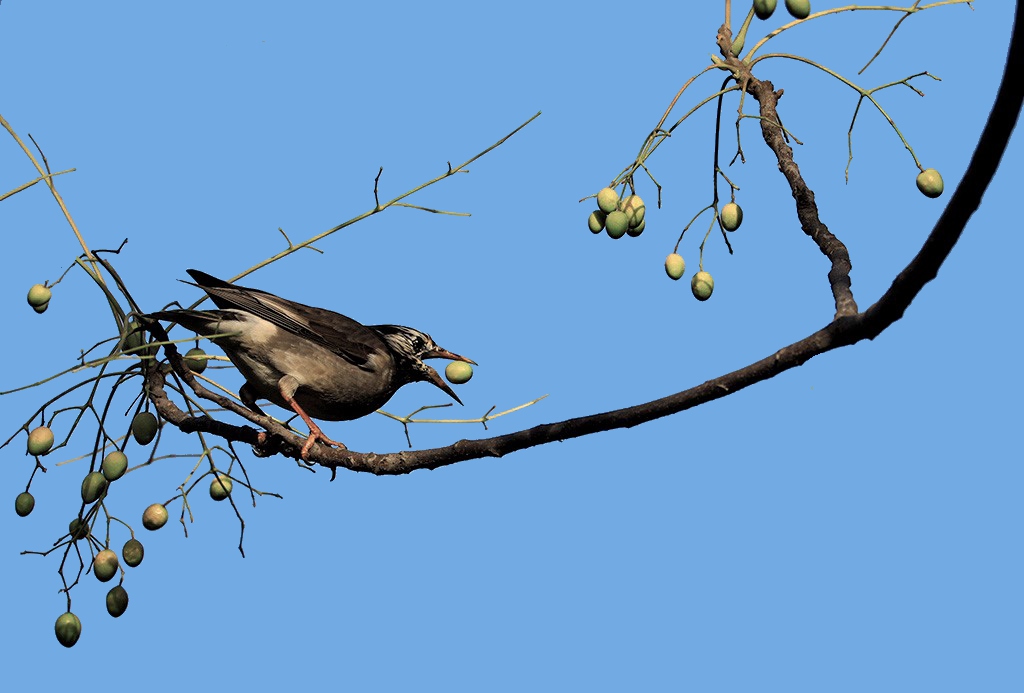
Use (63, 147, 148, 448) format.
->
(148, 270, 473, 455)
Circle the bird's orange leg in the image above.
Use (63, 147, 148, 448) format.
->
(277, 381, 347, 460)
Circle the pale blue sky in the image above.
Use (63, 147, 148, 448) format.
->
(1, 2, 1020, 691)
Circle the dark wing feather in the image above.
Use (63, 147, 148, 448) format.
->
(185, 270, 386, 369)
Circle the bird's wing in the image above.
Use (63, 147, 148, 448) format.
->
(147, 309, 231, 336)
(185, 270, 387, 369)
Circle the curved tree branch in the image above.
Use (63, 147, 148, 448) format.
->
(151, 4, 1022, 477)
(746, 75, 859, 319)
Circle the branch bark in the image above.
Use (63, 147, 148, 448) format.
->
(746, 77, 859, 319)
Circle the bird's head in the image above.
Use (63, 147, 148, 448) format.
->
(373, 325, 475, 404)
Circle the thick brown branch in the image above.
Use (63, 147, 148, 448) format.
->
(146, 365, 261, 446)
(747, 77, 858, 318)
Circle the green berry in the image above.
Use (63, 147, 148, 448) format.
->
(93, 549, 119, 582)
(605, 211, 629, 239)
(15, 491, 35, 517)
(69, 518, 90, 542)
(32, 302, 49, 314)
(622, 195, 646, 228)
(665, 254, 686, 280)
(588, 210, 606, 234)
(106, 585, 129, 618)
(131, 411, 158, 446)
(54, 612, 82, 648)
(691, 271, 715, 301)
(81, 472, 107, 504)
(785, 0, 810, 19)
(721, 202, 743, 231)
(597, 187, 620, 214)
(209, 473, 233, 501)
(754, 0, 777, 20)
(102, 451, 128, 481)
(121, 320, 145, 353)
(184, 347, 209, 374)
(27, 284, 52, 308)
(122, 538, 145, 567)
(916, 168, 944, 198)
(445, 361, 473, 385)
(626, 218, 646, 237)
(142, 503, 168, 531)
(27, 426, 54, 456)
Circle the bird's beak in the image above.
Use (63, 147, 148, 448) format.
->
(420, 347, 473, 405)
(423, 347, 476, 366)
(423, 365, 464, 405)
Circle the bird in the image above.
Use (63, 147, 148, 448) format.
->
(147, 269, 475, 459)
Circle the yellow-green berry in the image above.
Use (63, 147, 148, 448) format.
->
(81, 472, 107, 504)
(142, 503, 168, 531)
(27, 426, 54, 456)
(691, 271, 715, 301)
(597, 187, 620, 214)
(209, 473, 233, 501)
(605, 211, 629, 239)
(754, 0, 777, 20)
(626, 218, 646, 237)
(27, 284, 52, 308)
(622, 195, 646, 228)
(93, 549, 119, 582)
(916, 168, 944, 198)
(588, 210, 606, 234)
(785, 0, 810, 19)
(102, 450, 128, 481)
(721, 202, 743, 231)
(184, 347, 209, 374)
(445, 361, 474, 385)
(665, 253, 686, 280)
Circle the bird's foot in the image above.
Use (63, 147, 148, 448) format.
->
(299, 423, 347, 461)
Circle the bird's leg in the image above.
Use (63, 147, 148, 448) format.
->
(277, 375, 347, 460)
(240, 383, 273, 450)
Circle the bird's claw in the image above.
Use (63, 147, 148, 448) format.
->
(299, 429, 347, 461)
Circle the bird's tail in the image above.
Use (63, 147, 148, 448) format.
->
(146, 310, 234, 339)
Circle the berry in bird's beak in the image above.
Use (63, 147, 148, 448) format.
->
(445, 361, 473, 384)
(419, 347, 474, 403)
